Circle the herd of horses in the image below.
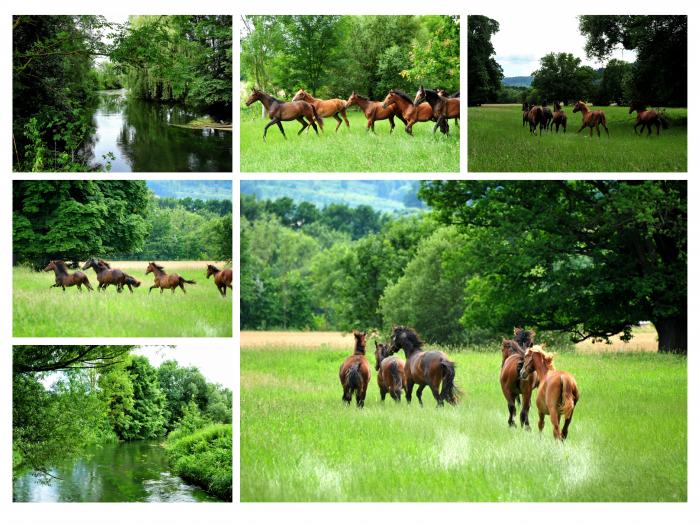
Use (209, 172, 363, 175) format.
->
(43, 259, 233, 297)
(522, 100, 669, 138)
(339, 326, 580, 441)
(245, 86, 460, 140)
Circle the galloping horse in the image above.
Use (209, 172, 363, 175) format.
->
(292, 89, 349, 132)
(551, 102, 567, 133)
(345, 91, 406, 133)
(519, 346, 580, 440)
(339, 330, 371, 407)
(374, 341, 407, 402)
(527, 105, 545, 135)
(381, 89, 434, 135)
(206, 264, 233, 297)
(629, 101, 669, 136)
(500, 350, 538, 428)
(573, 100, 609, 137)
(44, 260, 93, 291)
(245, 88, 323, 141)
(387, 326, 459, 407)
(414, 86, 460, 134)
(82, 258, 132, 293)
(146, 262, 196, 294)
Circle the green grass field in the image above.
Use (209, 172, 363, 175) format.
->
(13, 263, 232, 337)
(241, 346, 686, 501)
(468, 105, 687, 172)
(240, 108, 460, 172)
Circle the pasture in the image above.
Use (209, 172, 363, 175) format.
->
(468, 104, 687, 172)
(241, 339, 686, 501)
(13, 261, 232, 337)
(239, 109, 460, 173)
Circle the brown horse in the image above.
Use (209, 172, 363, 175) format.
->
(44, 260, 93, 291)
(339, 330, 371, 407)
(345, 91, 406, 133)
(522, 102, 531, 127)
(500, 352, 538, 428)
(381, 89, 434, 135)
(501, 327, 536, 367)
(527, 105, 545, 135)
(206, 264, 233, 297)
(374, 341, 407, 402)
(520, 346, 580, 440)
(82, 258, 132, 293)
(387, 326, 459, 407)
(551, 102, 567, 133)
(146, 262, 196, 294)
(292, 89, 349, 132)
(245, 88, 323, 141)
(629, 101, 669, 136)
(413, 86, 460, 134)
(573, 100, 609, 137)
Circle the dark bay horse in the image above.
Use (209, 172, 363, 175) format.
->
(522, 102, 531, 127)
(387, 326, 459, 407)
(374, 341, 407, 402)
(345, 91, 406, 133)
(245, 88, 323, 141)
(573, 101, 609, 137)
(501, 327, 536, 367)
(520, 346, 580, 440)
(44, 260, 93, 291)
(414, 86, 460, 134)
(629, 101, 669, 135)
(293, 89, 349, 132)
(500, 351, 538, 428)
(551, 102, 567, 133)
(146, 262, 196, 294)
(381, 89, 434, 134)
(527, 105, 545, 135)
(541, 101, 553, 131)
(206, 264, 233, 297)
(339, 330, 371, 407)
(82, 258, 131, 293)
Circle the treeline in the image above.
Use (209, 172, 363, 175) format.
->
(13, 346, 232, 500)
(241, 15, 459, 102)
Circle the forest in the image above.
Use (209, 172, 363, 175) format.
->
(13, 15, 232, 172)
(13, 346, 232, 502)
(241, 180, 687, 353)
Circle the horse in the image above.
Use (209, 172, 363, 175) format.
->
(629, 101, 669, 136)
(345, 91, 406, 133)
(526, 105, 546, 135)
(206, 264, 233, 297)
(374, 341, 407, 402)
(145, 262, 196, 294)
(381, 89, 434, 135)
(44, 260, 93, 291)
(387, 326, 459, 407)
(292, 89, 349, 132)
(551, 102, 567, 133)
(501, 327, 536, 367)
(339, 330, 371, 407)
(519, 346, 580, 440)
(82, 258, 131, 293)
(413, 86, 460, 134)
(573, 100, 609, 138)
(541, 101, 553, 131)
(245, 88, 323, 141)
(500, 351, 538, 429)
(522, 102, 531, 127)
(435, 88, 460, 127)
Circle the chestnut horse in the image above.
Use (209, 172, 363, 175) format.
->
(374, 341, 407, 402)
(387, 326, 459, 406)
(501, 351, 538, 428)
(245, 88, 323, 141)
(146, 262, 196, 294)
(573, 101, 609, 137)
(629, 101, 669, 136)
(44, 260, 93, 291)
(345, 91, 406, 133)
(381, 89, 434, 135)
(413, 86, 460, 134)
(293, 89, 349, 132)
(82, 258, 132, 293)
(551, 102, 567, 133)
(206, 264, 232, 297)
(520, 346, 580, 440)
(339, 330, 371, 407)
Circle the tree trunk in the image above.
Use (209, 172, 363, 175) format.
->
(654, 315, 687, 354)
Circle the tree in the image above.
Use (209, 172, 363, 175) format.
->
(595, 59, 633, 105)
(420, 180, 687, 353)
(467, 16, 503, 105)
(531, 53, 597, 104)
(13, 345, 133, 375)
(157, 361, 209, 430)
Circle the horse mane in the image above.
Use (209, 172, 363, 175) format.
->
(353, 93, 370, 101)
(527, 345, 556, 368)
(98, 259, 111, 268)
(392, 89, 414, 104)
(395, 326, 424, 350)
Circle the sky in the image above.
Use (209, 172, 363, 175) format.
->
(488, 15, 636, 77)
(134, 345, 234, 389)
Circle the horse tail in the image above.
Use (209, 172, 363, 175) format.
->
(389, 361, 402, 393)
(439, 360, 461, 405)
(560, 375, 576, 420)
(311, 105, 324, 130)
(180, 277, 196, 285)
(346, 363, 362, 394)
(659, 114, 669, 129)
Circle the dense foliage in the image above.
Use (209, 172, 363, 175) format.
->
(467, 16, 503, 106)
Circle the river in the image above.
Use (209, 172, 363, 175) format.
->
(13, 440, 219, 502)
(88, 90, 232, 172)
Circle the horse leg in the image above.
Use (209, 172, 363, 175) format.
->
(388, 115, 395, 134)
(308, 117, 319, 136)
(179, 282, 186, 293)
(340, 108, 350, 129)
(380, 386, 387, 402)
(219, 285, 226, 297)
(263, 118, 278, 141)
(520, 384, 532, 430)
(296, 117, 308, 136)
(416, 384, 426, 407)
(405, 379, 414, 404)
(430, 383, 443, 407)
(358, 382, 367, 408)
(549, 406, 562, 440)
(275, 121, 287, 139)
(149, 285, 156, 294)
(577, 125, 586, 134)
(342, 385, 352, 405)
(333, 113, 342, 132)
(507, 400, 517, 427)
(538, 410, 545, 433)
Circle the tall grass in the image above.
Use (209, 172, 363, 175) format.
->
(241, 347, 686, 501)
(13, 264, 232, 337)
(468, 105, 687, 172)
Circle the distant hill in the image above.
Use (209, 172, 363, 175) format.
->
(147, 181, 232, 201)
(240, 180, 425, 213)
(503, 76, 533, 87)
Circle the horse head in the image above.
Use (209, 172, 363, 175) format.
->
(374, 341, 388, 371)
(520, 345, 554, 381)
(82, 257, 97, 270)
(43, 261, 57, 272)
(514, 327, 536, 349)
(572, 101, 586, 113)
(292, 89, 308, 102)
(245, 88, 262, 106)
(388, 325, 423, 356)
(206, 264, 218, 279)
(413, 86, 427, 105)
(352, 330, 367, 354)
(145, 262, 156, 275)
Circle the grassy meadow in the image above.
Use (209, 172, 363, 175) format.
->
(240, 109, 460, 172)
(468, 104, 687, 172)
(241, 338, 687, 502)
(13, 261, 232, 337)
